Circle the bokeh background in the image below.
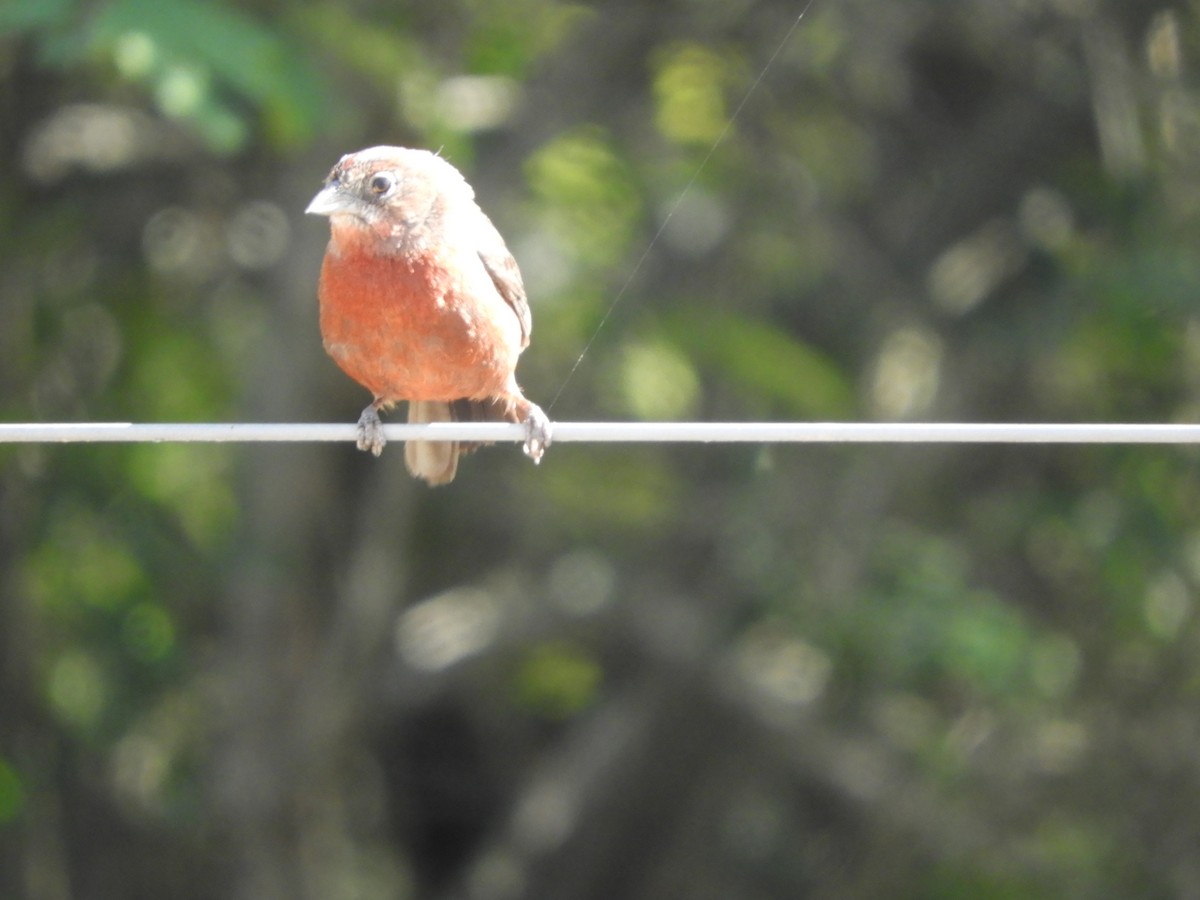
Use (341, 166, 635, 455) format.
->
(4, 0, 1200, 897)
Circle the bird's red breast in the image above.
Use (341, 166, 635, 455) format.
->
(317, 222, 524, 407)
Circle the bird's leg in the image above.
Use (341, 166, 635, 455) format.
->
(356, 402, 387, 456)
(521, 402, 552, 465)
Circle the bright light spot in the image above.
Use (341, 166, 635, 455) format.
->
(1146, 10, 1182, 78)
(437, 75, 519, 132)
(1087, 23, 1146, 176)
(111, 735, 170, 812)
(396, 588, 500, 671)
(660, 188, 729, 256)
(512, 777, 577, 853)
(227, 201, 290, 270)
(1019, 187, 1075, 251)
(513, 231, 575, 300)
(1145, 571, 1191, 639)
(546, 549, 616, 616)
(928, 219, 1025, 314)
(113, 31, 157, 78)
(156, 65, 207, 118)
(1034, 719, 1088, 774)
(948, 707, 996, 757)
(734, 626, 832, 708)
(870, 326, 942, 419)
(143, 206, 222, 280)
(48, 652, 108, 731)
(22, 104, 158, 182)
(619, 339, 700, 420)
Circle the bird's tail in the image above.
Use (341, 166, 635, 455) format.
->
(405, 400, 458, 485)
(404, 398, 515, 486)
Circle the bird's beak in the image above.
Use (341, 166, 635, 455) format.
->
(305, 184, 354, 217)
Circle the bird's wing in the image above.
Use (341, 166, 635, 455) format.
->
(475, 212, 532, 348)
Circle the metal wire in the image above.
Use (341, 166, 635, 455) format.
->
(2, 422, 1200, 444)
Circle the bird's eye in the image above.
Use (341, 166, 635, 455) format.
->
(368, 173, 395, 196)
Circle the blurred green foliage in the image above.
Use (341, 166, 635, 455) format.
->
(512, 639, 603, 718)
(653, 41, 736, 146)
(4, 1, 1200, 899)
(526, 126, 643, 271)
(3, 0, 327, 150)
(0, 757, 24, 825)
(671, 310, 855, 417)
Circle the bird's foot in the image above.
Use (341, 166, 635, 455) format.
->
(522, 404, 552, 465)
(356, 405, 386, 456)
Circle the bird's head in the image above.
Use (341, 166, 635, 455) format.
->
(306, 146, 472, 238)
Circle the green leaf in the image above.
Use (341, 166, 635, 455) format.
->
(670, 310, 856, 418)
(88, 0, 327, 149)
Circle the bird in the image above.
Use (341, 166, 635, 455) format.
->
(305, 146, 551, 485)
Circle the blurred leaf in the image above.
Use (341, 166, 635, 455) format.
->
(923, 864, 1043, 900)
(464, 0, 591, 77)
(125, 444, 235, 549)
(669, 310, 855, 418)
(778, 107, 878, 199)
(0, 758, 25, 825)
(25, 507, 148, 614)
(543, 451, 682, 534)
(942, 596, 1030, 694)
(653, 41, 736, 146)
(87, 0, 328, 149)
(526, 127, 642, 270)
(512, 640, 602, 718)
(122, 602, 176, 663)
(46, 650, 111, 734)
(126, 329, 233, 421)
(833, 527, 1039, 699)
(295, 5, 424, 88)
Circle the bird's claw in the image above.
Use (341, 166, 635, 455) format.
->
(523, 404, 552, 465)
(356, 405, 386, 456)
